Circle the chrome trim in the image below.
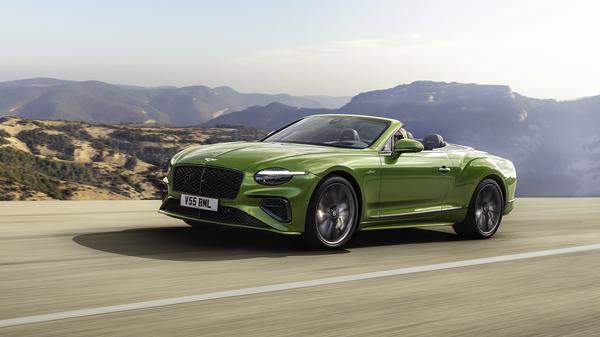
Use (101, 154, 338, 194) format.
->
(198, 165, 206, 196)
(370, 206, 463, 219)
(442, 206, 464, 211)
(507, 198, 516, 203)
(370, 208, 440, 219)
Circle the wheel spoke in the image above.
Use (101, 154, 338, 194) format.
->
(487, 213, 495, 230)
(331, 186, 344, 205)
(338, 203, 349, 219)
(322, 191, 333, 207)
(318, 220, 331, 238)
(327, 220, 336, 240)
(316, 209, 328, 222)
(475, 209, 484, 224)
(482, 189, 494, 204)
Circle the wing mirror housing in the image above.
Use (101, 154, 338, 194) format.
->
(391, 139, 424, 158)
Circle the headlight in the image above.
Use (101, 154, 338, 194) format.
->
(254, 168, 307, 185)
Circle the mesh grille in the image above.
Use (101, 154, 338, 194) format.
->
(162, 199, 268, 228)
(173, 165, 243, 199)
(260, 198, 291, 223)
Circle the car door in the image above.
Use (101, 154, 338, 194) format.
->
(375, 137, 454, 220)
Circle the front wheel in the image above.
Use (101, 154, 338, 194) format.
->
(453, 179, 504, 239)
(304, 176, 358, 249)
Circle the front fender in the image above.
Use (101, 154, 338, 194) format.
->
(311, 160, 382, 222)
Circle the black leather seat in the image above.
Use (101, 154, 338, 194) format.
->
(422, 134, 446, 150)
(339, 129, 360, 142)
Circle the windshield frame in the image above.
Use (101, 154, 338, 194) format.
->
(261, 115, 391, 149)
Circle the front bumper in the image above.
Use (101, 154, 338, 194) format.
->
(159, 169, 319, 234)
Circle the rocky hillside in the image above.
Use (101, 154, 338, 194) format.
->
(0, 78, 349, 126)
(0, 117, 265, 200)
(203, 102, 322, 130)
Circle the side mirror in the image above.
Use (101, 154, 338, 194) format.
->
(392, 139, 423, 158)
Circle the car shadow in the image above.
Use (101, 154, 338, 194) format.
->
(73, 225, 459, 262)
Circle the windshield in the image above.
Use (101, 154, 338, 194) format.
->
(263, 116, 390, 149)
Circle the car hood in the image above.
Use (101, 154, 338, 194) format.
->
(173, 141, 338, 171)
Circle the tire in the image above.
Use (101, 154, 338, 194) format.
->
(304, 176, 359, 249)
(453, 179, 504, 239)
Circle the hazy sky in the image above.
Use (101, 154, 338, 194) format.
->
(1, 0, 599, 99)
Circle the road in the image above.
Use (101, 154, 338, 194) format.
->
(2, 198, 600, 336)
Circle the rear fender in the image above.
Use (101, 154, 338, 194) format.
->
(447, 156, 516, 213)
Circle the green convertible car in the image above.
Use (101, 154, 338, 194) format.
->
(159, 114, 516, 249)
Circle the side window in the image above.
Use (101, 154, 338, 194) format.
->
(394, 131, 404, 143)
(382, 129, 405, 152)
(382, 127, 413, 152)
(382, 136, 393, 152)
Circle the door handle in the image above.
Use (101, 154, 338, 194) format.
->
(439, 166, 451, 174)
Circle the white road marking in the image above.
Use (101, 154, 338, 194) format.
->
(2, 243, 600, 328)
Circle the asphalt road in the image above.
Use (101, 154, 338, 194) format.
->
(2, 198, 600, 336)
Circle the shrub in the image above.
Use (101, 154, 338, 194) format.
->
(49, 124, 94, 141)
(0, 129, 9, 145)
(124, 156, 137, 170)
(110, 129, 163, 142)
(16, 129, 75, 160)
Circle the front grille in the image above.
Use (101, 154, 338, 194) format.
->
(173, 165, 243, 199)
(162, 199, 268, 228)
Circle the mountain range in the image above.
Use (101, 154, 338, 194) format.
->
(0, 78, 350, 126)
(1, 78, 599, 197)
(205, 81, 600, 197)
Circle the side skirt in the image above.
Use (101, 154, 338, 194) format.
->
(359, 222, 455, 231)
(359, 206, 466, 231)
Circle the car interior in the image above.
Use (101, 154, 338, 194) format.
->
(421, 133, 447, 150)
(382, 127, 447, 152)
(339, 128, 361, 142)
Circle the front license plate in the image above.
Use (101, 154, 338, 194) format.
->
(180, 194, 219, 212)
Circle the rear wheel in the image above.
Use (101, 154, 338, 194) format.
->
(304, 176, 358, 249)
(453, 179, 504, 239)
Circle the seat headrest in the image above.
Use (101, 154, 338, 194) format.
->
(339, 129, 360, 141)
(422, 134, 445, 150)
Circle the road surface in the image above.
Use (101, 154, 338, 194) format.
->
(2, 198, 600, 336)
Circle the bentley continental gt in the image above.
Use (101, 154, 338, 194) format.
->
(159, 114, 517, 249)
